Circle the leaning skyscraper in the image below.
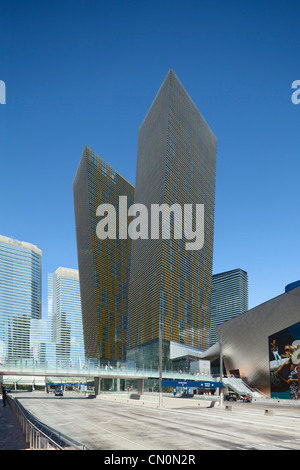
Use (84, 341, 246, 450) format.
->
(73, 146, 134, 364)
(127, 69, 217, 368)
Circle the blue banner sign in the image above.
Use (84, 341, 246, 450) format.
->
(162, 379, 222, 389)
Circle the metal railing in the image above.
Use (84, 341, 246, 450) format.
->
(222, 377, 264, 398)
(7, 396, 89, 450)
(0, 360, 216, 382)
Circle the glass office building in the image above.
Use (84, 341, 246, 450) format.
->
(48, 267, 85, 367)
(0, 234, 42, 361)
(73, 146, 135, 364)
(30, 317, 55, 366)
(209, 268, 248, 347)
(127, 69, 217, 368)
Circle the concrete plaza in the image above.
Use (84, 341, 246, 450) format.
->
(3, 391, 300, 451)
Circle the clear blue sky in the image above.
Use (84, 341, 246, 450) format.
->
(1, 0, 300, 317)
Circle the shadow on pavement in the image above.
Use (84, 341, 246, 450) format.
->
(0, 400, 29, 450)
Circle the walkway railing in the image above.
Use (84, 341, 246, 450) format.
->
(7, 396, 89, 450)
(0, 360, 215, 382)
(222, 377, 263, 398)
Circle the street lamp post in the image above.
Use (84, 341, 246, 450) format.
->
(158, 319, 163, 408)
(219, 344, 224, 407)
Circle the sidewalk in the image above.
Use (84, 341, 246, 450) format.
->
(0, 399, 29, 450)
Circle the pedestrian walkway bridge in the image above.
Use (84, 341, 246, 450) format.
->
(0, 361, 216, 384)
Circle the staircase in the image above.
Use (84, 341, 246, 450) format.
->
(222, 377, 263, 398)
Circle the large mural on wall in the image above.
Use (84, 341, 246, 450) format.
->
(269, 322, 300, 399)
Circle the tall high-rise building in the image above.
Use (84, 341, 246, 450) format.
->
(127, 69, 217, 368)
(73, 146, 134, 364)
(209, 268, 248, 346)
(0, 234, 42, 360)
(48, 267, 85, 366)
(30, 317, 55, 366)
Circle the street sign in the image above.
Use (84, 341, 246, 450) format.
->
(162, 379, 222, 389)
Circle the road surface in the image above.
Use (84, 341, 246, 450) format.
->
(12, 392, 300, 451)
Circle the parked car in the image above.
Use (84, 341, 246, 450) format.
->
(54, 389, 63, 397)
(239, 394, 251, 402)
(225, 393, 237, 401)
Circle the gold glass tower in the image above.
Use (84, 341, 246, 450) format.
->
(73, 146, 134, 363)
(127, 69, 217, 368)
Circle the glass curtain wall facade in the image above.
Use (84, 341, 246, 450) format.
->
(73, 146, 134, 364)
(30, 318, 55, 366)
(48, 267, 85, 367)
(127, 69, 217, 368)
(210, 268, 248, 347)
(0, 234, 42, 362)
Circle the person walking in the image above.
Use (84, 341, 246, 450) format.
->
(2, 386, 7, 407)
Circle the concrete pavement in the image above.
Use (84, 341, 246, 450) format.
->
(7, 391, 300, 450)
(0, 398, 29, 450)
(3, 391, 300, 451)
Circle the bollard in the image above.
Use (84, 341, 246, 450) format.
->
(130, 394, 140, 400)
